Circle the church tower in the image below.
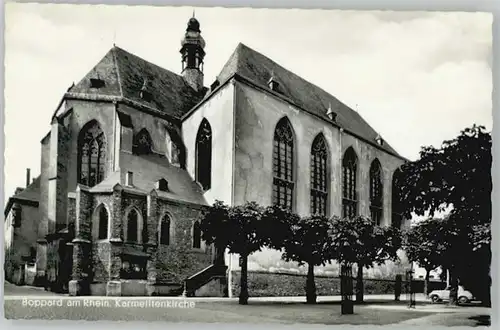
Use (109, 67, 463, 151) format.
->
(180, 13, 205, 92)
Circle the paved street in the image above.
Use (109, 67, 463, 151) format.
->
(4, 282, 490, 326)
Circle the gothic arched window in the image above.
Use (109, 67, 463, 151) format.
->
(160, 215, 171, 245)
(78, 121, 106, 187)
(196, 119, 212, 191)
(370, 159, 383, 225)
(272, 117, 295, 210)
(127, 209, 140, 243)
(97, 205, 109, 240)
(342, 147, 358, 218)
(310, 133, 328, 216)
(392, 169, 403, 229)
(133, 129, 153, 155)
(192, 221, 201, 249)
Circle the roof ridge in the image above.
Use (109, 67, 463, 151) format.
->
(237, 43, 347, 108)
(112, 46, 185, 82)
(111, 46, 124, 97)
(217, 42, 402, 158)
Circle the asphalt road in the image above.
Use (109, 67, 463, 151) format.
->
(3, 283, 490, 326)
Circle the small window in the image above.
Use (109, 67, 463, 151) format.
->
(127, 209, 139, 243)
(160, 215, 171, 245)
(98, 206, 109, 240)
(192, 221, 201, 249)
(12, 205, 22, 228)
(126, 172, 134, 186)
(156, 179, 169, 192)
(90, 78, 105, 89)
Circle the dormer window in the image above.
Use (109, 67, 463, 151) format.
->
(210, 79, 220, 91)
(140, 89, 153, 102)
(268, 77, 280, 92)
(140, 78, 153, 102)
(268, 71, 280, 92)
(90, 78, 105, 89)
(156, 178, 169, 192)
(376, 135, 384, 146)
(326, 103, 337, 122)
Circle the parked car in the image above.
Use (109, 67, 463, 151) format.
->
(428, 285, 474, 304)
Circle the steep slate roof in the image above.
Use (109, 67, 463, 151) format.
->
(12, 176, 40, 203)
(70, 46, 206, 118)
(216, 43, 401, 157)
(4, 176, 40, 217)
(90, 153, 206, 206)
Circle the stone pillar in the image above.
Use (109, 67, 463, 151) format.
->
(48, 117, 70, 234)
(358, 154, 370, 217)
(36, 134, 50, 287)
(145, 191, 158, 296)
(69, 240, 90, 296)
(107, 184, 123, 296)
(69, 186, 92, 296)
(383, 167, 392, 227)
(145, 244, 158, 296)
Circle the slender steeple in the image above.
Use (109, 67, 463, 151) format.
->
(180, 13, 205, 92)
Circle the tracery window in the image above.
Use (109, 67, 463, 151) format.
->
(342, 147, 358, 218)
(310, 134, 328, 216)
(192, 221, 201, 249)
(160, 215, 171, 245)
(127, 209, 140, 243)
(392, 169, 403, 229)
(196, 119, 212, 191)
(97, 205, 109, 240)
(78, 121, 106, 187)
(370, 159, 383, 225)
(272, 118, 295, 210)
(133, 129, 153, 155)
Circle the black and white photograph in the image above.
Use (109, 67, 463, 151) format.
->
(3, 2, 493, 327)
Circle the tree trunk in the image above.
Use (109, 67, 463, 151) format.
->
(340, 263, 354, 315)
(239, 254, 249, 305)
(424, 268, 430, 297)
(448, 269, 458, 306)
(306, 263, 317, 304)
(355, 263, 364, 303)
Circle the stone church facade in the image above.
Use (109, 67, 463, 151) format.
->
(4, 16, 406, 296)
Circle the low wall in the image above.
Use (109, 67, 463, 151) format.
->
(153, 284, 184, 296)
(121, 280, 147, 296)
(230, 270, 446, 297)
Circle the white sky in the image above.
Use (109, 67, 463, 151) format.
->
(4, 4, 493, 201)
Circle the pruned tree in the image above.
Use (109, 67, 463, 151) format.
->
(280, 214, 333, 304)
(402, 218, 446, 296)
(260, 205, 300, 251)
(399, 124, 492, 306)
(200, 200, 267, 305)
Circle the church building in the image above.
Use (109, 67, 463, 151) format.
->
(4, 16, 407, 296)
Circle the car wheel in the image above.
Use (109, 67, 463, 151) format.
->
(430, 295, 440, 303)
(458, 296, 469, 304)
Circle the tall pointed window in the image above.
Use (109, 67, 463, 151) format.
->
(97, 205, 109, 240)
(310, 134, 328, 216)
(342, 147, 358, 218)
(272, 118, 295, 210)
(370, 159, 383, 225)
(196, 119, 212, 191)
(192, 221, 201, 249)
(133, 129, 153, 155)
(392, 169, 403, 229)
(160, 215, 171, 245)
(78, 121, 106, 187)
(127, 209, 139, 243)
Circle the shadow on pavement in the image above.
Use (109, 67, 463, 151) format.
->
(468, 314, 491, 326)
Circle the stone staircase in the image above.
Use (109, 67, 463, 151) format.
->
(183, 264, 228, 297)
